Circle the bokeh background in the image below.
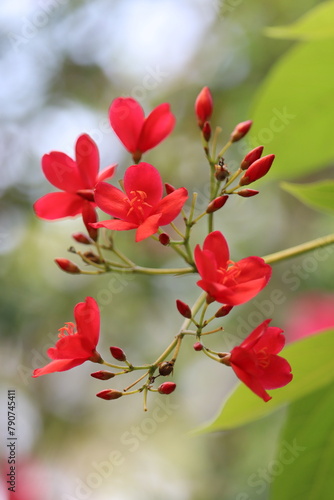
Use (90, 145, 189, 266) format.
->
(0, 0, 333, 499)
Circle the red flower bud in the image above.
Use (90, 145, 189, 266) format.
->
(236, 189, 259, 198)
(215, 305, 233, 318)
(158, 382, 176, 395)
(72, 232, 91, 244)
(159, 233, 170, 246)
(176, 299, 192, 319)
(83, 203, 98, 241)
(230, 120, 252, 143)
(240, 146, 264, 170)
(91, 370, 115, 380)
(96, 389, 123, 400)
(165, 182, 176, 194)
(55, 258, 80, 274)
(195, 87, 213, 129)
(193, 342, 203, 351)
(109, 346, 127, 362)
(206, 195, 229, 214)
(239, 154, 275, 186)
(202, 121, 211, 142)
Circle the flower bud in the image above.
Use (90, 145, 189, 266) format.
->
(110, 346, 127, 362)
(236, 189, 259, 198)
(195, 87, 213, 129)
(193, 342, 203, 351)
(91, 370, 115, 380)
(165, 183, 176, 194)
(230, 120, 252, 143)
(96, 389, 123, 400)
(241, 146, 264, 170)
(239, 154, 275, 186)
(202, 121, 211, 142)
(55, 258, 80, 274)
(159, 233, 170, 246)
(206, 195, 229, 214)
(176, 299, 192, 319)
(72, 232, 91, 244)
(215, 305, 233, 318)
(83, 203, 98, 241)
(158, 361, 174, 376)
(158, 382, 176, 395)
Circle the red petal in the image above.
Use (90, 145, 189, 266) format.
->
(91, 219, 138, 231)
(42, 152, 84, 191)
(74, 297, 100, 348)
(230, 348, 271, 401)
(154, 187, 188, 225)
(232, 363, 272, 401)
(260, 354, 293, 390)
(34, 192, 85, 220)
(232, 256, 272, 283)
(32, 358, 85, 377)
(195, 248, 219, 282)
(254, 326, 286, 354)
(239, 319, 272, 350)
(109, 97, 144, 152)
(135, 213, 162, 241)
(203, 231, 229, 269)
(97, 163, 117, 182)
(48, 336, 92, 359)
(75, 134, 99, 188)
(138, 103, 175, 152)
(94, 182, 130, 220)
(123, 163, 163, 206)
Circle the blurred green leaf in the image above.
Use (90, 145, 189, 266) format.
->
(282, 180, 334, 214)
(269, 383, 334, 500)
(249, 40, 334, 180)
(196, 329, 334, 432)
(265, 1, 334, 40)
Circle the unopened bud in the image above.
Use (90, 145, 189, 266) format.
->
(109, 346, 127, 362)
(159, 361, 174, 376)
(195, 87, 213, 129)
(165, 183, 176, 194)
(239, 154, 275, 186)
(83, 203, 98, 241)
(176, 299, 192, 319)
(96, 389, 123, 400)
(158, 382, 176, 395)
(206, 195, 229, 214)
(159, 233, 170, 246)
(72, 232, 91, 244)
(55, 258, 80, 274)
(193, 342, 203, 351)
(91, 370, 115, 380)
(236, 189, 259, 198)
(241, 146, 264, 170)
(215, 305, 233, 318)
(202, 121, 211, 142)
(230, 120, 252, 143)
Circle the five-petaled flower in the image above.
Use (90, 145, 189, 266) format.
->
(33, 134, 116, 221)
(109, 97, 175, 162)
(32, 297, 102, 377)
(194, 231, 272, 305)
(91, 162, 188, 242)
(222, 319, 293, 401)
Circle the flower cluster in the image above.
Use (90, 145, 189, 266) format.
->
(33, 88, 292, 409)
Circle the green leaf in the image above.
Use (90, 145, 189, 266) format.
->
(249, 40, 334, 180)
(281, 180, 334, 214)
(196, 329, 334, 433)
(265, 1, 334, 40)
(269, 384, 334, 500)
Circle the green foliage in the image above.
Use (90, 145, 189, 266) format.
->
(197, 329, 334, 432)
(282, 180, 334, 213)
(269, 383, 334, 500)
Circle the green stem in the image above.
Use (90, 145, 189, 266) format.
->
(217, 139, 233, 160)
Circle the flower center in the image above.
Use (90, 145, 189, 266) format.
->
(125, 190, 152, 222)
(218, 260, 241, 284)
(58, 322, 77, 338)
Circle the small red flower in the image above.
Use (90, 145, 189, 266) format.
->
(32, 297, 101, 377)
(194, 231, 271, 305)
(92, 162, 188, 242)
(34, 134, 116, 221)
(227, 319, 293, 401)
(109, 97, 175, 162)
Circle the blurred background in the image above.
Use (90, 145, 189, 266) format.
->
(0, 0, 333, 498)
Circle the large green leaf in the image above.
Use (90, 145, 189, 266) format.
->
(249, 40, 334, 180)
(282, 180, 334, 214)
(269, 384, 334, 500)
(196, 329, 334, 433)
(266, 1, 334, 40)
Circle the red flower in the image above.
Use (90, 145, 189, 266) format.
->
(32, 297, 101, 377)
(194, 231, 271, 305)
(109, 97, 175, 162)
(34, 134, 116, 220)
(91, 162, 188, 242)
(226, 319, 293, 401)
